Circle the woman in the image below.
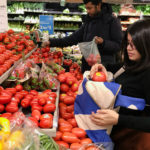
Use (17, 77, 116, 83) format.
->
(90, 19, 150, 150)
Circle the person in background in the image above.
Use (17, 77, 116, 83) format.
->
(90, 19, 150, 150)
(43, 0, 122, 73)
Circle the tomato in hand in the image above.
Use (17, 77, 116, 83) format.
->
(92, 72, 106, 82)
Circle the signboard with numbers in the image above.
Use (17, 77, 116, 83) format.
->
(39, 15, 54, 35)
(0, 0, 8, 32)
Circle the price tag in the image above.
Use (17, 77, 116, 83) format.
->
(39, 15, 54, 35)
(0, 0, 8, 32)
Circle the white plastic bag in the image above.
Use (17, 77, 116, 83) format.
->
(78, 38, 101, 66)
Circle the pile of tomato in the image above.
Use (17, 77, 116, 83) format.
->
(29, 47, 63, 65)
(0, 85, 57, 129)
(0, 29, 36, 76)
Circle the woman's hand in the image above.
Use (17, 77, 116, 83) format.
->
(90, 109, 119, 126)
(90, 64, 108, 79)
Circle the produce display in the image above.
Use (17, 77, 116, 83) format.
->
(0, 29, 36, 76)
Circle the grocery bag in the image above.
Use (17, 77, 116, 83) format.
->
(78, 38, 101, 66)
(74, 73, 145, 150)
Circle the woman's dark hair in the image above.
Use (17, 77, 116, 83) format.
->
(122, 19, 150, 73)
(83, 0, 102, 5)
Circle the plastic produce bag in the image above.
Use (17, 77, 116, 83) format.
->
(2, 112, 40, 150)
(78, 38, 101, 66)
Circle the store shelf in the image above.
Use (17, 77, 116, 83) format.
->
(118, 14, 141, 17)
(8, 12, 24, 15)
(24, 10, 86, 15)
(0, 46, 37, 85)
(10, 0, 60, 2)
(54, 20, 82, 22)
(8, 18, 25, 21)
(54, 28, 77, 31)
(24, 22, 39, 24)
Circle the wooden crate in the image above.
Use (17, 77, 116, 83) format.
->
(40, 85, 60, 137)
(22, 84, 60, 137)
(0, 46, 37, 85)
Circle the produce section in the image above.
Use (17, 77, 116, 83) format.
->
(0, 0, 150, 149)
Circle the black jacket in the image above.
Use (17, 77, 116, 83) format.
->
(50, 4, 122, 73)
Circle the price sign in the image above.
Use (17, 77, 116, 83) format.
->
(0, 0, 8, 32)
(39, 15, 54, 35)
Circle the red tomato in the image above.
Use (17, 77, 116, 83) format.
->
(59, 125, 72, 133)
(5, 88, 16, 95)
(21, 98, 30, 108)
(67, 118, 78, 128)
(32, 105, 43, 112)
(29, 90, 38, 96)
(31, 110, 41, 121)
(43, 89, 52, 94)
(72, 128, 86, 139)
(80, 138, 92, 145)
(59, 93, 67, 102)
(39, 118, 53, 128)
(53, 131, 62, 141)
(62, 132, 80, 143)
(15, 84, 23, 91)
(1, 112, 12, 119)
(40, 113, 53, 120)
(66, 105, 74, 113)
(25, 94, 34, 100)
(28, 117, 39, 126)
(66, 76, 76, 86)
(92, 72, 106, 82)
(67, 90, 75, 97)
(38, 98, 46, 106)
(56, 141, 69, 149)
(11, 97, 20, 103)
(61, 112, 74, 120)
(43, 104, 56, 113)
(49, 92, 57, 99)
(71, 83, 79, 92)
(14, 92, 24, 100)
(0, 104, 4, 112)
(63, 96, 75, 105)
(60, 84, 69, 93)
(5, 103, 19, 113)
(1, 90, 12, 97)
(48, 97, 56, 104)
(70, 143, 82, 150)
(30, 99, 39, 107)
(85, 145, 99, 150)
(20, 90, 28, 97)
(0, 95, 11, 104)
(58, 74, 66, 83)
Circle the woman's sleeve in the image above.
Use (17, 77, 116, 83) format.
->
(117, 69, 150, 132)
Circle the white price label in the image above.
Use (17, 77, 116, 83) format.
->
(0, 0, 8, 33)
